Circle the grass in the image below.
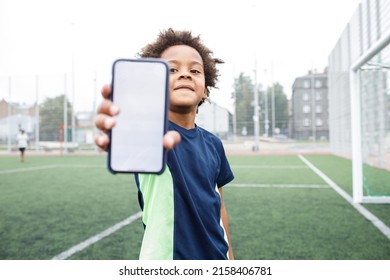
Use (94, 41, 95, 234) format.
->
(305, 155, 390, 227)
(363, 165, 390, 196)
(225, 187, 390, 259)
(0, 154, 389, 260)
(0, 155, 139, 259)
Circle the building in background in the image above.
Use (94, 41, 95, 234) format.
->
(196, 101, 231, 139)
(75, 111, 95, 145)
(0, 98, 96, 147)
(0, 99, 37, 144)
(291, 70, 329, 141)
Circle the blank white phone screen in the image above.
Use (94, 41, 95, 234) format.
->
(110, 59, 168, 173)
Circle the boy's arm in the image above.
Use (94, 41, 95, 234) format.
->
(218, 187, 234, 260)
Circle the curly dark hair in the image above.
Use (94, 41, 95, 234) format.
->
(138, 28, 224, 106)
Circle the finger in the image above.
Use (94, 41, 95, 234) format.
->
(95, 114, 116, 132)
(94, 133, 109, 151)
(97, 99, 120, 116)
(163, 131, 181, 150)
(101, 84, 112, 99)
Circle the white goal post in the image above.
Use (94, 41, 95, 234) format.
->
(350, 29, 390, 204)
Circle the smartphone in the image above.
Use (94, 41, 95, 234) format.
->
(108, 58, 169, 174)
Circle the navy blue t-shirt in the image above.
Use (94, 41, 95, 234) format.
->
(135, 121, 234, 260)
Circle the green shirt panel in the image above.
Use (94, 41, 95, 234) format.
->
(137, 168, 174, 260)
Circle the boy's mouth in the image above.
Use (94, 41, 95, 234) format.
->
(174, 85, 194, 91)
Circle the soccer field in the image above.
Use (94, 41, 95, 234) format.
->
(0, 154, 389, 260)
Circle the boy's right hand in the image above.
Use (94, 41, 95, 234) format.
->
(94, 85, 119, 151)
(94, 84, 181, 152)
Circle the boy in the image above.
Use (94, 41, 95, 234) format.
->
(95, 29, 234, 260)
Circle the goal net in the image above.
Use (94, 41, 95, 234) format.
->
(351, 37, 390, 204)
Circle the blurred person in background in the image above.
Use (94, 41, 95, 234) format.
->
(16, 129, 29, 163)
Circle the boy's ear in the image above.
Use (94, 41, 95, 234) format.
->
(203, 89, 208, 99)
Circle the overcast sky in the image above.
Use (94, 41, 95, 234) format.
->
(0, 0, 361, 111)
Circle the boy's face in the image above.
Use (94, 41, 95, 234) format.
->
(160, 45, 206, 112)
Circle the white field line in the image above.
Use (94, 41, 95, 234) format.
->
(299, 154, 390, 241)
(231, 165, 308, 169)
(55, 164, 105, 169)
(0, 163, 140, 260)
(53, 183, 325, 260)
(0, 164, 105, 174)
(229, 183, 328, 188)
(52, 211, 143, 260)
(0, 165, 59, 174)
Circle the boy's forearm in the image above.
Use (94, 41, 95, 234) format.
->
(222, 204, 234, 260)
(219, 188, 234, 260)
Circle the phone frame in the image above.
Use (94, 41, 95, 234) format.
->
(107, 58, 170, 174)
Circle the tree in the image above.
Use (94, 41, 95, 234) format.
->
(39, 95, 73, 141)
(232, 73, 257, 136)
(260, 83, 289, 136)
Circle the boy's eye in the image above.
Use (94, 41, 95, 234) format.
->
(191, 69, 201, 74)
(170, 68, 178, 73)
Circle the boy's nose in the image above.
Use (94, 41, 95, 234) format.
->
(179, 70, 191, 79)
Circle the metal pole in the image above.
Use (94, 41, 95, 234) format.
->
(271, 63, 275, 137)
(71, 64, 76, 144)
(351, 27, 390, 71)
(251, 2, 259, 150)
(253, 67, 259, 151)
(35, 75, 39, 151)
(233, 90, 237, 142)
(64, 73, 68, 153)
(93, 71, 98, 151)
(311, 71, 316, 142)
(71, 22, 76, 145)
(7, 76, 11, 152)
(350, 69, 363, 203)
(263, 70, 269, 137)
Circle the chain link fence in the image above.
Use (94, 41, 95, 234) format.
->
(0, 72, 331, 155)
(0, 72, 99, 152)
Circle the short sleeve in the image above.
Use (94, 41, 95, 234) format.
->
(215, 139, 234, 187)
